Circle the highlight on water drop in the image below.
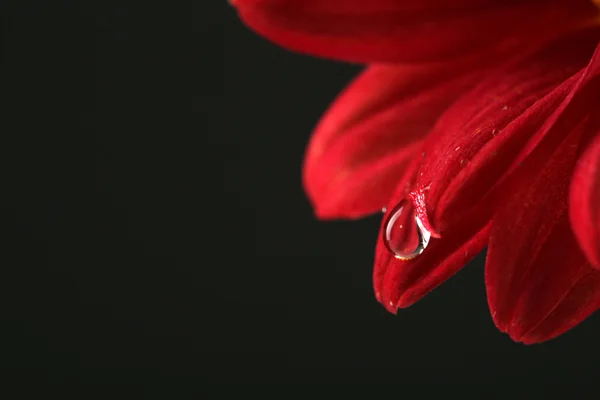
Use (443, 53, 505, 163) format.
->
(382, 198, 431, 260)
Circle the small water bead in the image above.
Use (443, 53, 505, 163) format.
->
(382, 198, 431, 260)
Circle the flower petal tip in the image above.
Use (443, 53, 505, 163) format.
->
(396, 291, 419, 309)
(519, 337, 542, 346)
(374, 290, 382, 303)
(384, 300, 399, 315)
(376, 291, 399, 315)
(494, 324, 535, 345)
(312, 207, 336, 221)
(507, 328, 525, 344)
(508, 329, 547, 345)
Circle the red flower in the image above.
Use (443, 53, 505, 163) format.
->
(233, 0, 600, 343)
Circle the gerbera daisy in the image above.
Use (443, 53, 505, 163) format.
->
(232, 0, 600, 344)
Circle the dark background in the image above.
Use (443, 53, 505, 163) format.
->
(2, 2, 600, 386)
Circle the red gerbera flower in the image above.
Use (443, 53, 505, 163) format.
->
(233, 0, 600, 344)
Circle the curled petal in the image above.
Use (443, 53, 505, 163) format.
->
(570, 133, 600, 269)
(486, 117, 600, 344)
(304, 63, 486, 219)
(232, 0, 597, 63)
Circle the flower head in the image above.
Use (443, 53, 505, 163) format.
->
(233, 0, 600, 343)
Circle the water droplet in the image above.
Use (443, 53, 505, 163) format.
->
(381, 207, 387, 213)
(382, 198, 431, 260)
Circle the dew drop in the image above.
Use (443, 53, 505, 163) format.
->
(382, 198, 431, 260)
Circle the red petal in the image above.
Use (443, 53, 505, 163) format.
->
(376, 211, 491, 313)
(412, 28, 600, 232)
(232, 0, 597, 63)
(521, 269, 600, 344)
(570, 133, 600, 269)
(373, 30, 600, 312)
(373, 157, 491, 312)
(304, 62, 486, 219)
(486, 116, 600, 343)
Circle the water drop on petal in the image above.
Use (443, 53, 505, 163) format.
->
(382, 198, 431, 260)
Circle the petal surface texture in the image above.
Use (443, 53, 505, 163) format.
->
(486, 41, 600, 343)
(303, 61, 487, 219)
(412, 29, 600, 233)
(373, 30, 600, 312)
(486, 119, 600, 344)
(233, 0, 597, 63)
(570, 133, 600, 269)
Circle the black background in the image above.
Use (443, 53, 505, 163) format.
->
(2, 2, 600, 387)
